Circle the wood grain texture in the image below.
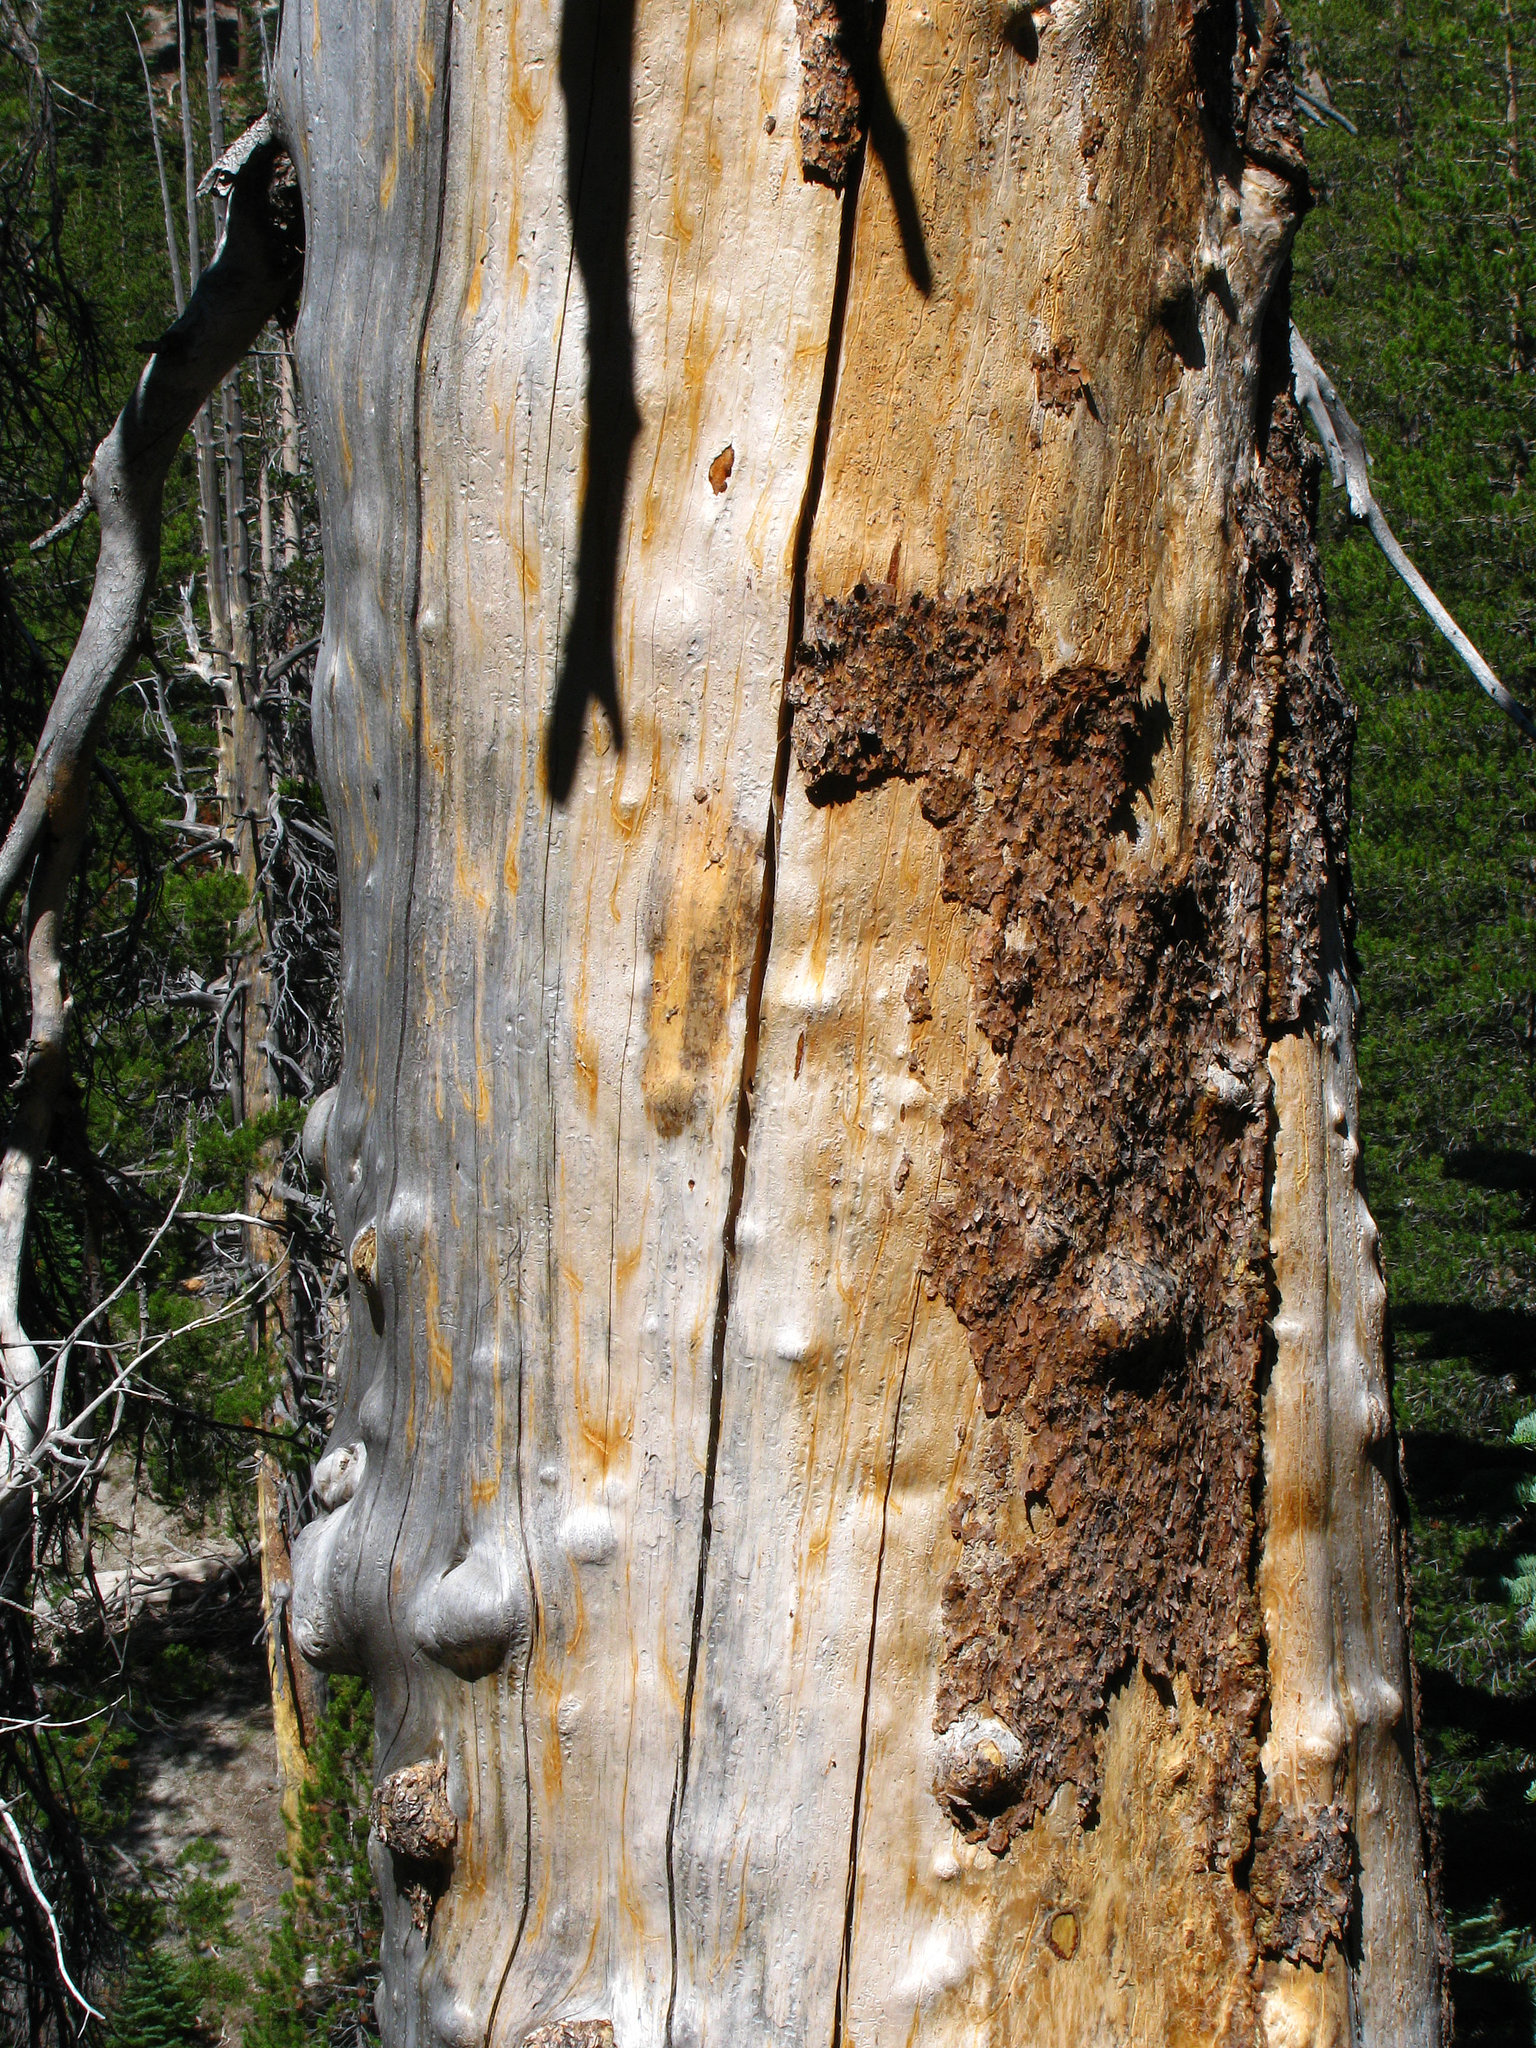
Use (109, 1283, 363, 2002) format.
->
(279, 0, 845, 2037)
(271, 0, 1445, 2037)
(1262, 896, 1442, 2048)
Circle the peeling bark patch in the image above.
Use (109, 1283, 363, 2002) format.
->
(350, 1223, 378, 1286)
(791, 490, 1348, 1852)
(904, 961, 931, 1022)
(1032, 342, 1090, 414)
(1244, 398, 1353, 1029)
(797, 0, 865, 188)
(641, 824, 761, 1138)
(523, 2025, 616, 2048)
(1250, 1801, 1355, 1965)
(1238, 0, 1308, 183)
(373, 1757, 456, 1860)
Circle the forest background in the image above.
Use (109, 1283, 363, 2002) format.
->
(1, 0, 1534, 2041)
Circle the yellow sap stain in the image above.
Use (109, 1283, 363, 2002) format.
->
(310, 0, 320, 63)
(614, 1237, 642, 1295)
(620, 1831, 648, 1947)
(573, 1014, 598, 1112)
(570, 873, 601, 1115)
(454, 829, 491, 913)
(808, 807, 839, 989)
(336, 408, 353, 488)
(425, 1262, 454, 1400)
(471, 1472, 499, 1509)
(380, 155, 397, 210)
(609, 718, 660, 854)
(421, 683, 446, 774)
(505, 35, 542, 144)
(510, 524, 541, 600)
(561, 1570, 587, 1670)
(657, 1625, 685, 1717)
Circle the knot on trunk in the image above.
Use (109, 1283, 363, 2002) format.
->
(373, 1756, 457, 1931)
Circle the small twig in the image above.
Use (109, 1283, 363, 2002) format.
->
(27, 488, 91, 554)
(1293, 84, 1358, 135)
(1291, 323, 1536, 744)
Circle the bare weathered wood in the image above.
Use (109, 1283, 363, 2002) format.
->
(1263, 893, 1444, 2048)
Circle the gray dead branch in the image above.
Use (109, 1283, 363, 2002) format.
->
(1290, 323, 1536, 745)
(0, 119, 302, 918)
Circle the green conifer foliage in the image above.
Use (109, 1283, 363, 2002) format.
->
(104, 1945, 210, 2048)
(247, 1679, 381, 2048)
(1289, 0, 1536, 2036)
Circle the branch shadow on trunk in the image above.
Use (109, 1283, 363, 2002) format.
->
(836, 0, 931, 295)
(546, 0, 640, 805)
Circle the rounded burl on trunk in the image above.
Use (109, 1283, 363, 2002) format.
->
(274, 0, 1442, 2040)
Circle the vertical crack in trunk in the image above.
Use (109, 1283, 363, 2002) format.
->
(662, 135, 866, 2048)
(485, 1227, 540, 2048)
(830, 1282, 919, 2048)
(375, 0, 458, 1776)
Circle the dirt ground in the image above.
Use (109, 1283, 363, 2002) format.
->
(122, 1652, 290, 1938)
(52, 1462, 294, 1959)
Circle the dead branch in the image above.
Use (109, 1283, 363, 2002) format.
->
(0, 120, 303, 920)
(1290, 323, 1536, 743)
(0, 1804, 101, 2026)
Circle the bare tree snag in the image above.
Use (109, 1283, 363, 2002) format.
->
(266, 0, 1444, 2037)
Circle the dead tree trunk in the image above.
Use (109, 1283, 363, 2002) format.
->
(259, 0, 1445, 2040)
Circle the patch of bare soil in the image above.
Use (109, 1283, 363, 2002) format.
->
(121, 1627, 289, 1938)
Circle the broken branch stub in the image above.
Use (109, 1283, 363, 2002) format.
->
(1290, 322, 1536, 743)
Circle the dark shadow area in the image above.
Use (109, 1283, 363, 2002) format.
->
(546, 0, 640, 803)
(1442, 1801, 1536, 1925)
(1157, 287, 1206, 371)
(1452, 1967, 1536, 2047)
(1444, 1147, 1536, 1196)
(1105, 684, 1172, 844)
(1001, 5, 1039, 59)
(1394, 1300, 1536, 1383)
(836, 0, 933, 295)
(1402, 1431, 1536, 1511)
(1421, 1668, 1536, 1751)
(1444, 1146, 1536, 1228)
